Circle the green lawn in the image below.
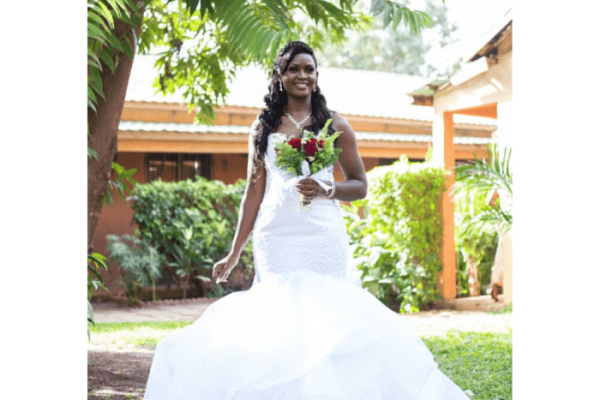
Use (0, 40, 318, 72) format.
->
(90, 322, 511, 399)
(423, 331, 512, 400)
(491, 302, 513, 314)
(90, 321, 193, 349)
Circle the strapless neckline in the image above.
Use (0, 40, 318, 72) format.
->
(270, 132, 296, 141)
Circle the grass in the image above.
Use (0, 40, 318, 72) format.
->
(423, 331, 512, 400)
(491, 302, 513, 315)
(90, 322, 511, 399)
(89, 321, 193, 349)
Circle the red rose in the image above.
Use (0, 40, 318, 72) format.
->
(304, 138, 318, 156)
(289, 138, 301, 150)
(318, 139, 324, 147)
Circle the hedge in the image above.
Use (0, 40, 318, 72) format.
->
(342, 155, 446, 313)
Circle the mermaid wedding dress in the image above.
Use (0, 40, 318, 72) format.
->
(144, 133, 469, 400)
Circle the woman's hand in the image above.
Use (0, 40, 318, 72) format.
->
(212, 253, 239, 284)
(295, 177, 329, 204)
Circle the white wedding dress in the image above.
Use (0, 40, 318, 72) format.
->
(144, 133, 469, 400)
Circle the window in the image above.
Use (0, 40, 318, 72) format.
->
(378, 157, 424, 166)
(455, 160, 475, 167)
(378, 158, 396, 166)
(145, 153, 213, 182)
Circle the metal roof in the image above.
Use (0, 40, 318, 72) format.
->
(120, 121, 250, 134)
(466, 9, 512, 62)
(126, 55, 496, 127)
(119, 121, 496, 145)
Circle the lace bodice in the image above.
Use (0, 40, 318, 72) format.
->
(251, 133, 351, 283)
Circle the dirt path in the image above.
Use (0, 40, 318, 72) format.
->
(88, 350, 153, 399)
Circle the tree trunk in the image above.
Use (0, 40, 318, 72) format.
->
(88, 6, 145, 253)
(466, 256, 480, 297)
(183, 274, 191, 299)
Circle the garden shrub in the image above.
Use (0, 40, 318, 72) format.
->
(120, 177, 253, 298)
(342, 154, 446, 313)
(106, 234, 162, 305)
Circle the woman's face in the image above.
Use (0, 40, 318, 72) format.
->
(280, 53, 318, 98)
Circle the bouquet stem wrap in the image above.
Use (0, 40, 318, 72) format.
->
(297, 160, 332, 208)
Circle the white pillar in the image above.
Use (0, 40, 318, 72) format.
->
(496, 100, 513, 156)
(432, 107, 446, 169)
(495, 99, 513, 305)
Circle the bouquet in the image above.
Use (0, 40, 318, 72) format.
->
(274, 118, 343, 206)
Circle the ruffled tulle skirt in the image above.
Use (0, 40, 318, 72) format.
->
(144, 271, 468, 400)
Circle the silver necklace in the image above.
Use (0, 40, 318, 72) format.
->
(284, 107, 312, 133)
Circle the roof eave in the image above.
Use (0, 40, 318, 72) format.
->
(467, 17, 512, 63)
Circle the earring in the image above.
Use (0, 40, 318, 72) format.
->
(279, 81, 283, 91)
(313, 84, 317, 93)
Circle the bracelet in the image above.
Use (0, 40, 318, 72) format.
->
(328, 181, 336, 198)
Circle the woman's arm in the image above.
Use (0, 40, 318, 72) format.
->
(296, 112, 368, 202)
(212, 119, 267, 283)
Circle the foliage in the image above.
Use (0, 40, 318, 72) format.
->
(87, 0, 142, 194)
(320, 0, 458, 77)
(126, 177, 253, 297)
(106, 234, 163, 305)
(342, 153, 446, 313)
(139, 0, 434, 124)
(101, 162, 138, 207)
(454, 144, 513, 235)
(88, 0, 141, 202)
(454, 175, 500, 296)
(87, 0, 143, 209)
(87, 252, 110, 338)
(422, 331, 512, 400)
(140, 0, 366, 123)
(207, 284, 232, 299)
(370, 0, 435, 34)
(306, 119, 344, 174)
(87, 0, 144, 113)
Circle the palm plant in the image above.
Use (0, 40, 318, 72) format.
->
(452, 144, 512, 298)
(454, 144, 512, 236)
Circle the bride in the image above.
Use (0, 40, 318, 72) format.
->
(144, 41, 469, 400)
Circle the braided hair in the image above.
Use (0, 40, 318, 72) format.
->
(250, 41, 337, 184)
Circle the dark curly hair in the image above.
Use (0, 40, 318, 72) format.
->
(250, 41, 337, 184)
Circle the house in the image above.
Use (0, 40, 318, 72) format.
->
(409, 9, 513, 303)
(93, 54, 498, 294)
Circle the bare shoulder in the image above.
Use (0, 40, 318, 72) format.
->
(329, 111, 356, 141)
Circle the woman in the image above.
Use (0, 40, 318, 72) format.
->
(144, 41, 469, 400)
